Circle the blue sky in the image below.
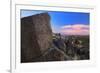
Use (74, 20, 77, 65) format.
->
(21, 10, 90, 35)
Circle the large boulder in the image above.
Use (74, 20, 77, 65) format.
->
(21, 13, 52, 62)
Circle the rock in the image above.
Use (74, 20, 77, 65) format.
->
(43, 48, 65, 61)
(21, 13, 52, 62)
(53, 38, 66, 53)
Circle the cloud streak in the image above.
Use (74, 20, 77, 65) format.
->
(60, 24, 89, 35)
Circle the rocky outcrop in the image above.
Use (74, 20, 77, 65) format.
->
(21, 13, 52, 62)
(21, 12, 89, 63)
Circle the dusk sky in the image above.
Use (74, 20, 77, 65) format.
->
(21, 10, 90, 35)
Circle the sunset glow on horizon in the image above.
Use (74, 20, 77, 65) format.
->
(60, 24, 89, 35)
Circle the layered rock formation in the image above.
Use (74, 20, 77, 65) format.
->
(21, 13, 52, 62)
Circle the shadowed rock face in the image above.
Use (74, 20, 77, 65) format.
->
(21, 12, 89, 63)
(21, 13, 52, 62)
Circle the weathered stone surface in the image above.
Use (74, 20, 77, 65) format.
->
(21, 12, 89, 63)
(21, 13, 52, 62)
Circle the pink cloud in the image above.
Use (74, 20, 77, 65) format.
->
(60, 24, 89, 35)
